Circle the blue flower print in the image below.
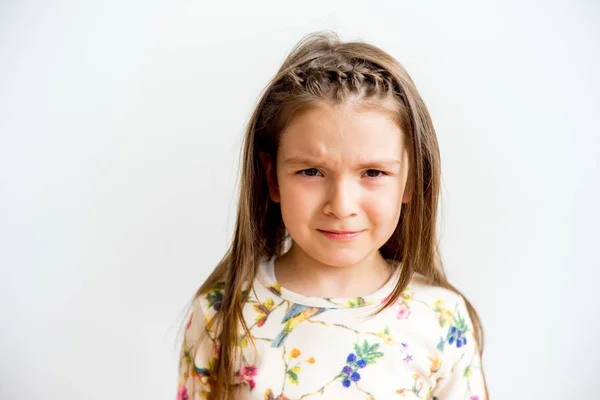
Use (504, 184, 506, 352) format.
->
(205, 282, 225, 311)
(339, 341, 383, 388)
(340, 363, 361, 386)
(446, 312, 469, 348)
(341, 353, 361, 387)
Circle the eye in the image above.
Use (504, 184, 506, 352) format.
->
(364, 169, 388, 178)
(297, 168, 323, 177)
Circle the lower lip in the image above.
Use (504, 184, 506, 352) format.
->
(318, 230, 363, 241)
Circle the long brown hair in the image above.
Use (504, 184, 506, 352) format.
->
(180, 30, 487, 399)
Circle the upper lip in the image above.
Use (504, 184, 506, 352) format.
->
(319, 229, 363, 234)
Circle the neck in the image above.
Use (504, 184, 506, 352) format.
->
(274, 243, 393, 298)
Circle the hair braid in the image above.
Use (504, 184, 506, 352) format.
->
(286, 60, 397, 101)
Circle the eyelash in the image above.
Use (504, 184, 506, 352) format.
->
(296, 168, 389, 179)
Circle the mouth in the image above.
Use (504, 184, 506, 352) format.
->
(317, 229, 364, 241)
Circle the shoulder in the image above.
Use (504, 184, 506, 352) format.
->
(407, 278, 487, 398)
(198, 281, 226, 314)
(193, 279, 255, 322)
(407, 273, 481, 363)
(402, 273, 477, 353)
(408, 272, 470, 315)
(181, 281, 228, 345)
(183, 284, 222, 338)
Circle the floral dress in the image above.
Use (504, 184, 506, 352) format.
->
(176, 255, 487, 399)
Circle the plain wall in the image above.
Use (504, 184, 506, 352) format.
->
(1, 0, 599, 398)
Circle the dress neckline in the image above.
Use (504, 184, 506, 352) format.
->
(256, 254, 402, 309)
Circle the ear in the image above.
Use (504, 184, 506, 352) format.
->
(400, 150, 411, 204)
(259, 151, 280, 203)
(402, 184, 411, 203)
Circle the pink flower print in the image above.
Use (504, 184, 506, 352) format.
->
(396, 304, 411, 320)
(239, 365, 258, 389)
(177, 386, 188, 400)
(470, 397, 480, 400)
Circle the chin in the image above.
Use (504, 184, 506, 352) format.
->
(309, 246, 371, 268)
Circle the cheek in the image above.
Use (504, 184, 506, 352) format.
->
(364, 187, 403, 224)
(278, 180, 319, 223)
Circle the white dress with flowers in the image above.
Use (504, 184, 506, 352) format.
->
(176, 255, 487, 399)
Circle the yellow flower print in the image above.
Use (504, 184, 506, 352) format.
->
(401, 288, 413, 301)
(199, 375, 210, 385)
(440, 310, 454, 326)
(264, 297, 274, 310)
(205, 315, 214, 331)
(377, 326, 396, 346)
(290, 348, 301, 358)
(264, 388, 291, 400)
(383, 335, 395, 346)
(428, 356, 441, 376)
(306, 356, 315, 364)
(253, 297, 276, 327)
(268, 283, 282, 296)
(433, 299, 455, 327)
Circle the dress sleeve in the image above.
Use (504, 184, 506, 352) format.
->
(176, 295, 219, 400)
(431, 295, 488, 400)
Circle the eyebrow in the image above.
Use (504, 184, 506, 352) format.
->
(283, 156, 401, 169)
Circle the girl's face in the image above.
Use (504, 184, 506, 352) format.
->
(262, 102, 410, 268)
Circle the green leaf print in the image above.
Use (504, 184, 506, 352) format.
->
(353, 340, 384, 365)
(241, 288, 250, 301)
(446, 311, 469, 348)
(436, 336, 445, 351)
(287, 366, 301, 385)
(463, 365, 472, 378)
(205, 282, 225, 311)
(194, 366, 210, 377)
(287, 371, 298, 385)
(346, 297, 366, 307)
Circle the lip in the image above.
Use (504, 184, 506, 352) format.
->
(318, 229, 364, 241)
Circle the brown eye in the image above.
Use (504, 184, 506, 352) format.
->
(298, 168, 322, 177)
(365, 169, 386, 178)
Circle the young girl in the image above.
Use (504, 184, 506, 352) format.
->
(176, 31, 488, 400)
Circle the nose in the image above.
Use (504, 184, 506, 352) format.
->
(322, 177, 359, 219)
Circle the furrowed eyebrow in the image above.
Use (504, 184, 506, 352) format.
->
(283, 156, 401, 169)
(282, 156, 323, 167)
(361, 160, 402, 169)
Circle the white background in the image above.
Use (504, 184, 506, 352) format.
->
(1, 0, 599, 398)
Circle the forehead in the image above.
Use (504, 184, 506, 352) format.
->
(278, 103, 404, 160)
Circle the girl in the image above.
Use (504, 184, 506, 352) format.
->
(176, 31, 488, 400)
